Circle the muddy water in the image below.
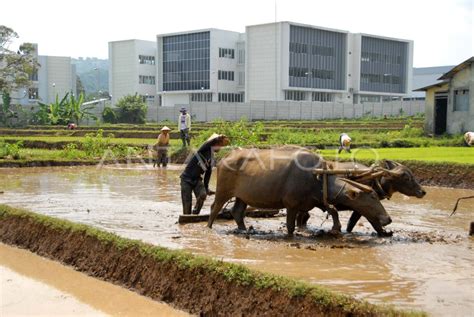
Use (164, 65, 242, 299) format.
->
(0, 165, 473, 316)
(0, 243, 190, 316)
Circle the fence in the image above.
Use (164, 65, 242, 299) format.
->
(0, 99, 425, 127)
(153, 100, 425, 122)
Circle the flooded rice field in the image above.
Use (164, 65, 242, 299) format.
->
(0, 164, 473, 316)
(0, 243, 189, 316)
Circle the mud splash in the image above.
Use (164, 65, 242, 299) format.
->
(0, 164, 473, 316)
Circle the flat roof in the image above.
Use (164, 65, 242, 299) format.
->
(245, 21, 411, 42)
(156, 28, 241, 38)
(108, 39, 155, 44)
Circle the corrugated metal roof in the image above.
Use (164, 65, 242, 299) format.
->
(413, 80, 449, 91)
(438, 57, 474, 80)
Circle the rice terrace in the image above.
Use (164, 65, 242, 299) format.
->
(1, 5, 473, 317)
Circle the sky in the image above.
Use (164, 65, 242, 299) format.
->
(2, 0, 473, 67)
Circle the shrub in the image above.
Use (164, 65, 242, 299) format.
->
(82, 129, 112, 157)
(0, 141, 23, 160)
(61, 143, 86, 160)
(102, 106, 118, 124)
(195, 118, 265, 147)
(115, 94, 147, 124)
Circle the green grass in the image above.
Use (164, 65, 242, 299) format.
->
(0, 136, 182, 146)
(319, 147, 474, 164)
(0, 204, 425, 317)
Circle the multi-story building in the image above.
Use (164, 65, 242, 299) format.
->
(8, 44, 76, 106)
(108, 39, 157, 106)
(36, 55, 76, 104)
(156, 29, 244, 107)
(245, 22, 413, 104)
(108, 21, 413, 108)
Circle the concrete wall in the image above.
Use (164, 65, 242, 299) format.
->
(245, 23, 282, 101)
(153, 100, 424, 122)
(446, 63, 474, 134)
(38, 56, 74, 104)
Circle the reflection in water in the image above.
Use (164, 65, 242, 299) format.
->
(0, 165, 473, 316)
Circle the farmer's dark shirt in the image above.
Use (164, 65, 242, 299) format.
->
(180, 138, 219, 190)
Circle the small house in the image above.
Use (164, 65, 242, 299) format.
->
(417, 57, 473, 135)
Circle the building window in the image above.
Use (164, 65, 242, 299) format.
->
(311, 45, 334, 57)
(28, 70, 38, 81)
(237, 49, 245, 64)
(218, 93, 244, 102)
(191, 93, 212, 102)
(162, 31, 210, 91)
(238, 71, 245, 86)
(139, 75, 156, 85)
(219, 48, 235, 59)
(289, 42, 308, 54)
(312, 92, 334, 102)
(218, 70, 234, 81)
(454, 89, 469, 111)
(359, 95, 380, 103)
(141, 95, 155, 102)
(139, 55, 155, 65)
(284, 91, 306, 101)
(289, 67, 334, 80)
(28, 88, 39, 100)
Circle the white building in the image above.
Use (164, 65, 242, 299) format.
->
(156, 29, 245, 107)
(36, 55, 76, 104)
(108, 39, 157, 107)
(5, 44, 76, 106)
(108, 21, 413, 108)
(245, 22, 413, 104)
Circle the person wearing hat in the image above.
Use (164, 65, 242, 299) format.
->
(338, 133, 352, 154)
(180, 133, 230, 215)
(178, 108, 191, 147)
(153, 126, 171, 168)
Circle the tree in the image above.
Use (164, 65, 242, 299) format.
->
(76, 75, 85, 96)
(116, 94, 147, 124)
(0, 25, 39, 94)
(0, 26, 39, 126)
(67, 93, 97, 124)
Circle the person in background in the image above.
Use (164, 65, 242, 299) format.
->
(464, 131, 474, 146)
(67, 122, 76, 130)
(338, 133, 352, 153)
(178, 108, 191, 147)
(180, 133, 230, 215)
(153, 126, 171, 168)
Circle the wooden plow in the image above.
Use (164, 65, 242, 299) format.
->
(178, 208, 281, 224)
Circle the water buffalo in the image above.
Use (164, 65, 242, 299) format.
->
(297, 160, 426, 232)
(207, 147, 392, 236)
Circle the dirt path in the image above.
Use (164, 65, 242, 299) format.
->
(0, 243, 190, 317)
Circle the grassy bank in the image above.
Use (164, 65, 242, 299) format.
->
(319, 147, 474, 165)
(0, 204, 424, 317)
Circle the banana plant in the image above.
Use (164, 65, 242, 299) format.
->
(68, 93, 97, 125)
(37, 93, 69, 125)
